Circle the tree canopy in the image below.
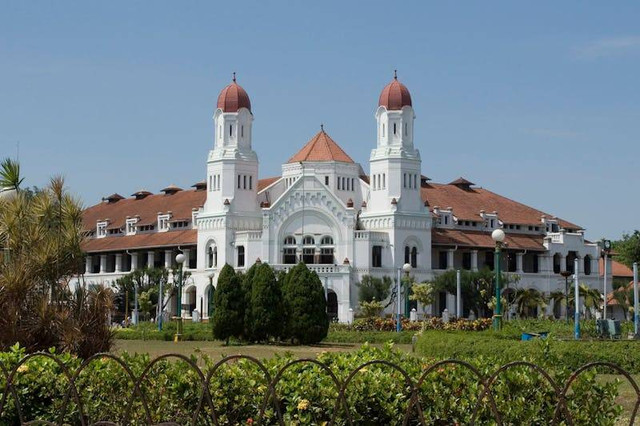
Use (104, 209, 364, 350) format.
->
(612, 230, 640, 269)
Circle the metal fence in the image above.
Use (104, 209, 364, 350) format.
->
(0, 352, 638, 425)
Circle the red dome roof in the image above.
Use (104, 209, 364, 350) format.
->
(217, 76, 251, 112)
(378, 72, 412, 110)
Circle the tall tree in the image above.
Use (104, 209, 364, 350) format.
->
(248, 263, 284, 342)
(613, 230, 640, 269)
(282, 263, 328, 344)
(357, 275, 394, 306)
(211, 264, 244, 344)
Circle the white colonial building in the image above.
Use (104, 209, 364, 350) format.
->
(76, 74, 609, 322)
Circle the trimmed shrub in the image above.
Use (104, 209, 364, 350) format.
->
(211, 264, 244, 343)
(247, 263, 284, 342)
(282, 263, 329, 344)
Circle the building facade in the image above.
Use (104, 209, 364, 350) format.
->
(77, 74, 606, 322)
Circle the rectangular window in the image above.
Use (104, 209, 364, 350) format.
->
(438, 251, 448, 270)
(338, 177, 341, 190)
(382, 174, 386, 189)
(283, 248, 297, 264)
(320, 248, 334, 264)
(238, 175, 241, 189)
(237, 246, 245, 267)
(209, 175, 212, 192)
(404, 173, 407, 188)
(462, 252, 471, 270)
(413, 174, 417, 189)
(302, 248, 315, 264)
(241, 125, 244, 138)
(249, 175, 253, 190)
(325, 176, 329, 185)
(372, 245, 382, 267)
(229, 125, 233, 136)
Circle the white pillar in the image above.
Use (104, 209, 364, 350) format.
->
(183, 248, 191, 269)
(131, 252, 139, 271)
(470, 250, 478, 272)
(147, 251, 155, 268)
(456, 269, 462, 318)
(561, 254, 567, 272)
(165, 250, 173, 269)
(99, 254, 107, 274)
(516, 252, 524, 274)
(538, 254, 547, 274)
(446, 249, 455, 270)
(85, 255, 92, 274)
(115, 253, 122, 273)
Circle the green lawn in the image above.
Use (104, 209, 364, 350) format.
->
(112, 339, 413, 360)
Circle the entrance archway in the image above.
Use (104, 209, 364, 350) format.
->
(186, 286, 197, 316)
(327, 290, 338, 321)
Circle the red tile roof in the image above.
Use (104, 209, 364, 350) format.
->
(288, 130, 354, 163)
(600, 258, 634, 278)
(432, 228, 546, 251)
(379, 73, 412, 110)
(82, 229, 197, 253)
(421, 182, 581, 229)
(257, 176, 280, 192)
(83, 189, 206, 233)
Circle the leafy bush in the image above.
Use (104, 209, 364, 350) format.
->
(332, 317, 492, 333)
(281, 263, 328, 344)
(0, 343, 628, 425)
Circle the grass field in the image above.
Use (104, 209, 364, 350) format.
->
(112, 339, 414, 360)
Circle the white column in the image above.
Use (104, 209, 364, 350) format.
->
(561, 255, 567, 272)
(99, 254, 107, 274)
(470, 250, 478, 272)
(85, 255, 92, 274)
(516, 252, 524, 274)
(115, 253, 122, 273)
(131, 252, 139, 271)
(165, 250, 173, 269)
(147, 251, 155, 268)
(183, 248, 191, 269)
(446, 249, 455, 270)
(537, 254, 547, 274)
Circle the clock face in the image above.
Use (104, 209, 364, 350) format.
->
(604, 240, 611, 250)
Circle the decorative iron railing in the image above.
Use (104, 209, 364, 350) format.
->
(0, 352, 638, 425)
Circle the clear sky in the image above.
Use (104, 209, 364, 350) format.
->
(1, 2, 638, 241)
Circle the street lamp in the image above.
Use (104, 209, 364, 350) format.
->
(396, 263, 412, 332)
(403, 263, 412, 321)
(174, 253, 186, 342)
(560, 270, 572, 323)
(207, 270, 216, 318)
(491, 229, 505, 331)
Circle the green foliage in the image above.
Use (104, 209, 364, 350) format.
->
(282, 263, 329, 344)
(612, 230, 640, 269)
(409, 282, 435, 308)
(359, 299, 384, 317)
(0, 343, 627, 425)
(211, 264, 244, 343)
(430, 268, 518, 318)
(0, 158, 24, 191)
(114, 267, 183, 321)
(0, 169, 113, 358)
(247, 263, 284, 342)
(356, 275, 393, 306)
(514, 288, 547, 318)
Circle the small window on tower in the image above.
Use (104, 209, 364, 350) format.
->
(249, 176, 253, 190)
(238, 175, 241, 189)
(393, 123, 397, 135)
(241, 125, 244, 138)
(404, 123, 408, 136)
(325, 176, 329, 185)
(243, 175, 247, 189)
(229, 125, 233, 137)
(382, 123, 385, 135)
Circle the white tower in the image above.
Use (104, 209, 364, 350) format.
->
(205, 74, 259, 213)
(369, 71, 423, 212)
(197, 75, 261, 270)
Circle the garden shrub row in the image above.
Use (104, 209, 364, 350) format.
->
(332, 317, 492, 333)
(417, 330, 640, 373)
(0, 343, 625, 425)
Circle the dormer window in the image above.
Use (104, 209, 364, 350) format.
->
(158, 214, 171, 232)
(97, 221, 107, 238)
(126, 218, 138, 235)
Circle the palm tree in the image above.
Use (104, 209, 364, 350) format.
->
(0, 158, 24, 192)
(548, 290, 566, 319)
(567, 283, 603, 319)
(612, 286, 630, 320)
(0, 158, 114, 357)
(514, 288, 546, 318)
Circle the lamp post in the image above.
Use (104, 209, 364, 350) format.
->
(403, 263, 412, 318)
(491, 229, 505, 331)
(396, 263, 412, 332)
(560, 270, 572, 323)
(174, 253, 186, 342)
(207, 270, 216, 319)
(633, 262, 638, 338)
(602, 239, 611, 319)
(574, 258, 580, 340)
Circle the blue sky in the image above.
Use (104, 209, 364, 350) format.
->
(1, 2, 638, 240)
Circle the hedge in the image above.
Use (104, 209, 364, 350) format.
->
(0, 343, 626, 425)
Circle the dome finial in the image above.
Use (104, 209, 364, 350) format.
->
(320, 123, 324, 132)
(394, 69, 397, 80)
(232, 71, 236, 82)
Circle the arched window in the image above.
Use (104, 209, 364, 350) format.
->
(584, 255, 592, 276)
(207, 244, 218, 268)
(284, 236, 296, 245)
(321, 236, 334, 245)
(303, 236, 315, 245)
(411, 247, 418, 268)
(404, 246, 410, 264)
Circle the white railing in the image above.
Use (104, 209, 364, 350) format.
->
(272, 264, 351, 275)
